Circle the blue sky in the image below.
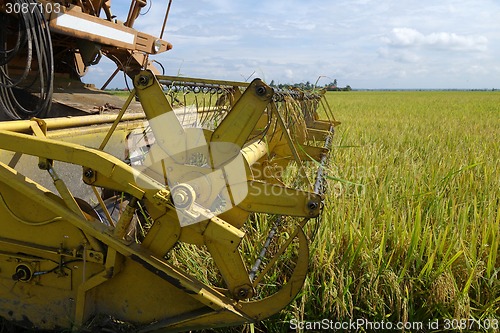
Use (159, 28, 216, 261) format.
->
(84, 0, 500, 89)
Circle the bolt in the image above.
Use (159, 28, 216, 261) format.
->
(138, 75, 149, 86)
(84, 169, 94, 179)
(307, 201, 319, 211)
(38, 161, 49, 170)
(12, 265, 32, 282)
(170, 184, 195, 209)
(255, 85, 267, 96)
(172, 191, 187, 206)
(237, 288, 248, 299)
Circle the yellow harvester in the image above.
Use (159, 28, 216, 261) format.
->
(0, 1, 339, 331)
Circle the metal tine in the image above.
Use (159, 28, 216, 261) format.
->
(249, 216, 281, 282)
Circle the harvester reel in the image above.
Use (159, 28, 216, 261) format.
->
(127, 71, 332, 306)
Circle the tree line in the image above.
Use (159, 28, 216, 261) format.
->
(269, 79, 351, 91)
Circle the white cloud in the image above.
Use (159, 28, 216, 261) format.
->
(465, 65, 488, 76)
(384, 28, 488, 52)
(171, 34, 240, 46)
(87, 67, 104, 73)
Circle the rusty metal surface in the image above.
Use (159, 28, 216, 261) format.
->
(0, 85, 144, 121)
(51, 87, 143, 116)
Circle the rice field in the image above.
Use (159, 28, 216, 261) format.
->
(156, 89, 499, 332)
(256, 90, 499, 332)
(97, 85, 500, 332)
(113, 88, 499, 332)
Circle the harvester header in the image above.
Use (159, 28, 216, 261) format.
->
(0, 1, 339, 331)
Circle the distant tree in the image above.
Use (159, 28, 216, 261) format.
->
(268, 79, 351, 91)
(324, 80, 339, 91)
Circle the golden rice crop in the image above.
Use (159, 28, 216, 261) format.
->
(171, 90, 499, 332)
(274, 90, 500, 332)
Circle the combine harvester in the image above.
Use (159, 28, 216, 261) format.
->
(0, 0, 339, 331)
